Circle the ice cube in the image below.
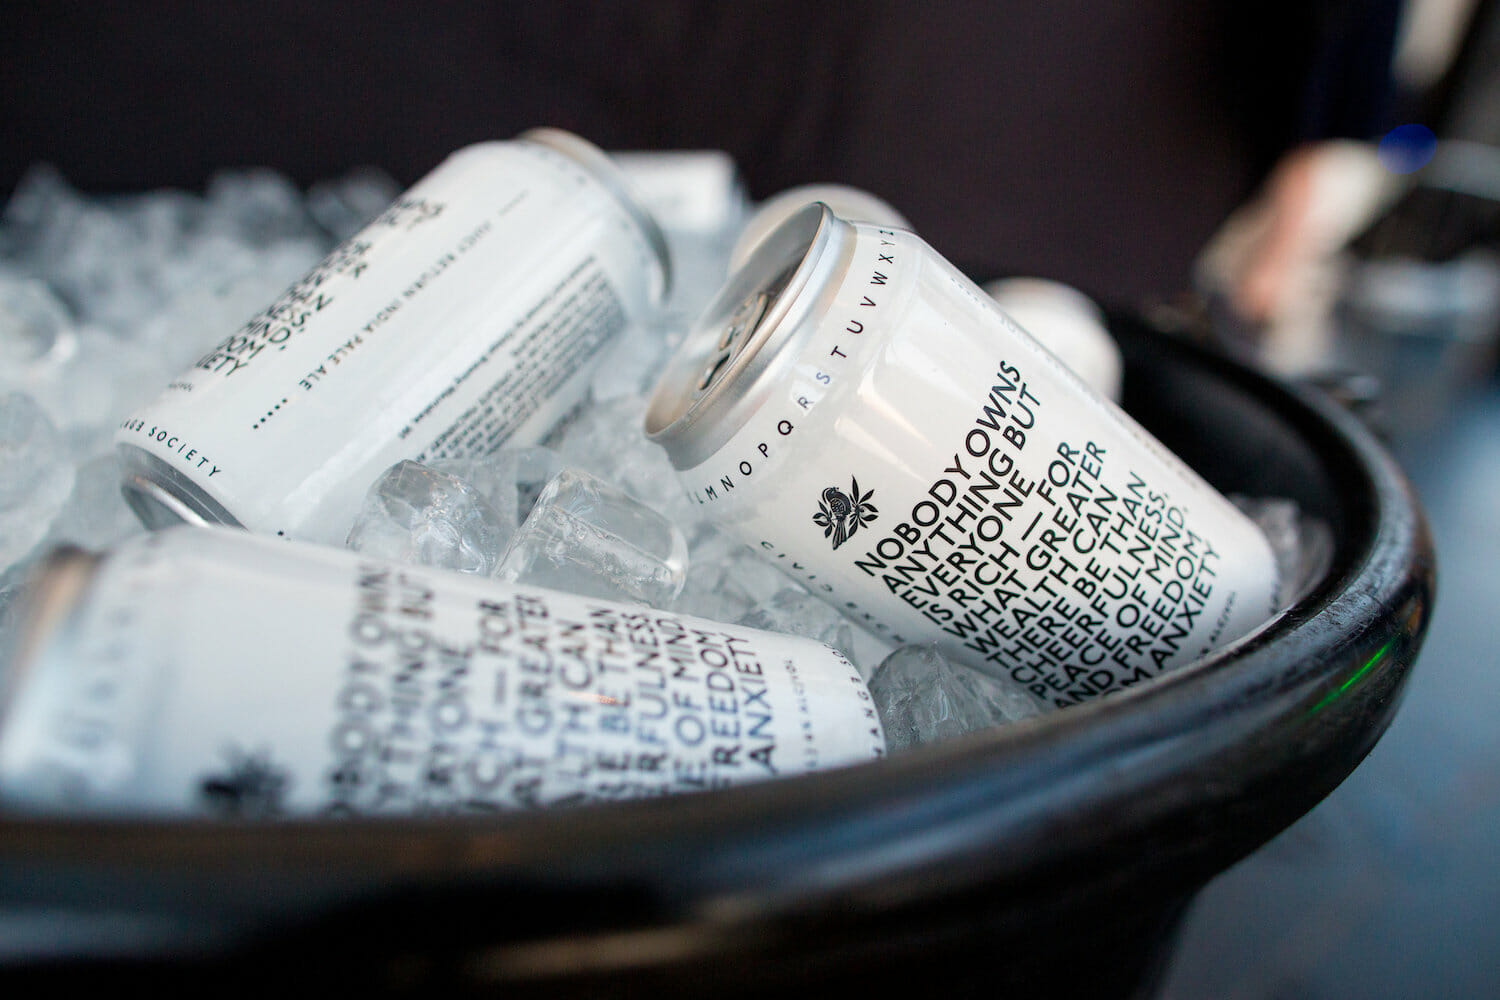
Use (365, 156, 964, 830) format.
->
(737, 586, 894, 680)
(12, 327, 168, 457)
(738, 586, 857, 657)
(2, 168, 278, 338)
(42, 452, 145, 552)
(0, 559, 36, 671)
(202, 168, 320, 247)
(869, 644, 1046, 751)
(660, 229, 738, 322)
(139, 236, 328, 368)
(153, 230, 261, 305)
(346, 460, 509, 575)
(429, 446, 563, 537)
(496, 468, 688, 607)
(553, 395, 699, 525)
(0, 393, 76, 567)
(115, 188, 204, 261)
(0, 164, 85, 263)
(588, 319, 680, 403)
(611, 150, 748, 236)
(673, 526, 791, 623)
(25, 197, 143, 329)
(1231, 494, 1336, 610)
(72, 325, 161, 417)
(0, 273, 73, 364)
(306, 167, 402, 242)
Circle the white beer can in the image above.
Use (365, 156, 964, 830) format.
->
(0, 526, 884, 816)
(115, 129, 670, 544)
(645, 205, 1282, 708)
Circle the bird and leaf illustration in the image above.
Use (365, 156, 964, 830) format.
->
(813, 477, 878, 549)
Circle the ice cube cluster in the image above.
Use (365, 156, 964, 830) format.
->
(0, 164, 397, 644)
(869, 644, 1045, 750)
(0, 155, 1327, 757)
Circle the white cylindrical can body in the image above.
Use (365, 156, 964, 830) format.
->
(0, 526, 883, 816)
(647, 209, 1281, 708)
(116, 131, 669, 544)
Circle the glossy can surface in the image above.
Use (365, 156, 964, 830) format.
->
(0, 526, 882, 816)
(115, 129, 669, 544)
(647, 206, 1280, 707)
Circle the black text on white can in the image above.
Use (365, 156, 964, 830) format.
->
(645, 205, 1281, 708)
(116, 129, 670, 544)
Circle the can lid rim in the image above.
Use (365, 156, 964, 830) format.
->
(518, 127, 674, 302)
(644, 203, 845, 468)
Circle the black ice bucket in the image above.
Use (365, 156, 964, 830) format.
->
(0, 315, 1435, 997)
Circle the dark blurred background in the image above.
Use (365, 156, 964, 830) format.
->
(5, 1, 1499, 996)
(0, 1, 1406, 303)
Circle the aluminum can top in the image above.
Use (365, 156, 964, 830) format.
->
(645, 203, 847, 468)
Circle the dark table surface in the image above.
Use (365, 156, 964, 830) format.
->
(1160, 374, 1500, 998)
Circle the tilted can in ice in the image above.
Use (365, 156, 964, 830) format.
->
(645, 205, 1282, 708)
(115, 129, 670, 544)
(0, 526, 884, 817)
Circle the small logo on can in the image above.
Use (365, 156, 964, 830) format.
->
(814, 477, 878, 550)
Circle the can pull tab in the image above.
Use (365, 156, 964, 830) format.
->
(695, 289, 770, 395)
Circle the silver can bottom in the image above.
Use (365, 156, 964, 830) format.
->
(116, 445, 242, 531)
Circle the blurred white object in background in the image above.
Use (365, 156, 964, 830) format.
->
(983, 277, 1124, 401)
(1392, 0, 1485, 93)
(614, 150, 751, 324)
(1198, 136, 1500, 442)
(612, 150, 748, 236)
(728, 183, 910, 272)
(1196, 140, 1403, 376)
